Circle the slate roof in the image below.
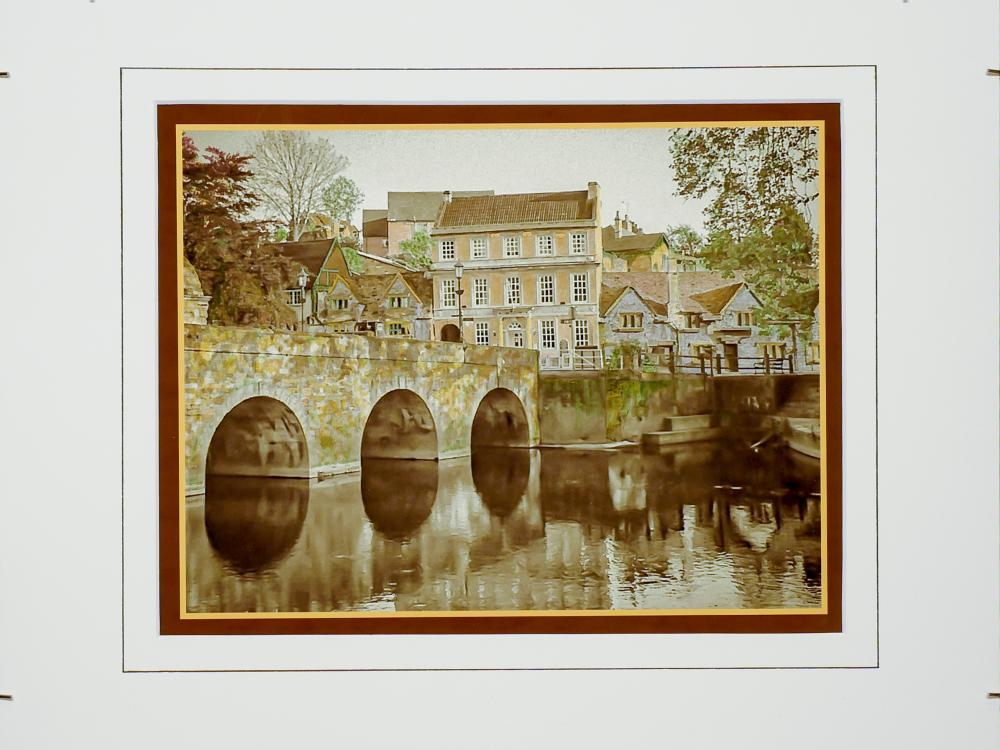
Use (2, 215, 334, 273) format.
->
(674, 271, 747, 312)
(387, 191, 493, 222)
(600, 272, 670, 317)
(601, 226, 667, 255)
(436, 190, 596, 229)
(690, 282, 745, 315)
(271, 238, 337, 285)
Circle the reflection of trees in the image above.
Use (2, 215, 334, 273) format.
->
(203, 476, 309, 574)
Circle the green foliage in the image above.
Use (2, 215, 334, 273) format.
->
(664, 224, 704, 256)
(182, 136, 295, 329)
(339, 240, 365, 274)
(668, 126, 820, 326)
(399, 230, 433, 271)
(321, 176, 364, 223)
(273, 226, 288, 242)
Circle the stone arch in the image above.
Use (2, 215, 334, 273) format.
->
(205, 395, 311, 478)
(440, 323, 461, 342)
(471, 387, 530, 448)
(361, 389, 438, 460)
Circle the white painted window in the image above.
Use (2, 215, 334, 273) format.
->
(470, 236, 488, 259)
(538, 275, 554, 304)
(569, 232, 588, 254)
(619, 312, 643, 329)
(505, 276, 522, 305)
(571, 273, 589, 303)
(573, 319, 591, 347)
(503, 235, 522, 257)
(286, 289, 304, 305)
(330, 322, 354, 333)
(387, 322, 410, 336)
(440, 278, 457, 308)
(737, 311, 753, 326)
(475, 322, 490, 346)
(332, 297, 350, 310)
(535, 234, 554, 256)
(389, 296, 407, 308)
(539, 320, 556, 349)
(473, 277, 489, 307)
(439, 239, 456, 260)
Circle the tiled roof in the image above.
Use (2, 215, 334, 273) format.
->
(690, 282, 745, 315)
(601, 226, 667, 254)
(271, 238, 336, 285)
(347, 272, 433, 310)
(600, 272, 670, 316)
(436, 190, 595, 228)
(675, 271, 747, 312)
(387, 191, 493, 222)
(400, 272, 433, 306)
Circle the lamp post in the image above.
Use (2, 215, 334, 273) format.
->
(297, 267, 309, 331)
(454, 261, 465, 343)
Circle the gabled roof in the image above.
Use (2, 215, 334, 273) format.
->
(690, 282, 745, 315)
(400, 272, 433, 306)
(675, 271, 747, 312)
(347, 271, 433, 310)
(600, 273, 670, 316)
(271, 238, 337, 285)
(387, 191, 494, 222)
(436, 190, 596, 229)
(601, 226, 668, 255)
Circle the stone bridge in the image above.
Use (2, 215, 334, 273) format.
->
(183, 325, 540, 496)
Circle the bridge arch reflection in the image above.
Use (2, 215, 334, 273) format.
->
(360, 458, 439, 541)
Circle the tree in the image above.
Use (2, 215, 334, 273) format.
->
(249, 131, 349, 241)
(322, 175, 364, 223)
(339, 239, 365, 274)
(669, 126, 819, 240)
(668, 126, 820, 325)
(182, 136, 295, 328)
(399, 230, 432, 271)
(664, 224, 704, 257)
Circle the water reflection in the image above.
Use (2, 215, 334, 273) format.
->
(186, 444, 822, 613)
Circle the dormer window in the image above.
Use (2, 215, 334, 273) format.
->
(333, 297, 350, 310)
(389, 295, 408, 308)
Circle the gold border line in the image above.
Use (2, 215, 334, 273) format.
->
(176, 119, 828, 621)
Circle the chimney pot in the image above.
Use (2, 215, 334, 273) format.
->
(443, 190, 452, 204)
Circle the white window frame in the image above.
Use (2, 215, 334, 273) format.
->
(736, 311, 753, 326)
(470, 236, 488, 259)
(535, 234, 554, 256)
(286, 288, 304, 305)
(440, 278, 457, 308)
(571, 272, 590, 303)
(334, 297, 350, 310)
(569, 232, 588, 255)
(539, 319, 557, 349)
(439, 239, 456, 261)
(505, 276, 522, 306)
(537, 274, 555, 304)
(503, 235, 522, 258)
(573, 319, 591, 348)
(387, 322, 410, 337)
(475, 321, 490, 346)
(472, 277, 489, 307)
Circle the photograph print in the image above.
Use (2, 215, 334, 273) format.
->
(159, 103, 841, 634)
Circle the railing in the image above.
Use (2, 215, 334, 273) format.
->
(539, 347, 604, 371)
(605, 350, 806, 376)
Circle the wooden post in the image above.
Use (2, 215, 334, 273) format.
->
(764, 348, 771, 375)
(715, 353, 722, 375)
(669, 349, 676, 375)
(788, 353, 795, 374)
(699, 353, 706, 375)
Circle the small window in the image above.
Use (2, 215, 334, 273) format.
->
(537, 275, 555, 304)
(535, 235, 554, 256)
(330, 322, 354, 333)
(736, 311, 753, 326)
(389, 295, 407, 308)
(762, 343, 787, 360)
(439, 239, 456, 260)
(333, 297, 350, 310)
(569, 232, 588, 255)
(387, 322, 410, 337)
(473, 278, 489, 307)
(503, 236, 522, 258)
(619, 312, 643, 329)
(540, 320, 556, 349)
(573, 319, 591, 348)
(475, 322, 490, 346)
(505, 276, 522, 306)
(571, 273, 589, 303)
(470, 237, 488, 259)
(684, 312, 701, 329)
(440, 279, 457, 308)
(286, 289, 304, 305)
(808, 341, 821, 364)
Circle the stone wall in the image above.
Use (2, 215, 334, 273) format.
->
(538, 372, 715, 444)
(184, 325, 539, 494)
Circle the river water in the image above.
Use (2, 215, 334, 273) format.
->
(186, 444, 822, 613)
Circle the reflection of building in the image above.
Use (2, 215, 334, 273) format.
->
(429, 184, 603, 368)
(361, 190, 494, 259)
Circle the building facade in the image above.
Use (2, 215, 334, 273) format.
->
(428, 185, 604, 368)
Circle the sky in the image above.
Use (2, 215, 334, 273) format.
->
(186, 126, 710, 234)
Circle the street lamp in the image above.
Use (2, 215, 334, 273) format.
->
(454, 261, 465, 343)
(297, 267, 309, 331)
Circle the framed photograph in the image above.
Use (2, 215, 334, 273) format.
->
(158, 101, 841, 635)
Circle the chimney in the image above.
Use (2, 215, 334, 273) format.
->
(587, 181, 601, 226)
(443, 190, 452, 204)
(623, 214, 631, 236)
(631, 220, 638, 234)
(614, 210, 622, 238)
